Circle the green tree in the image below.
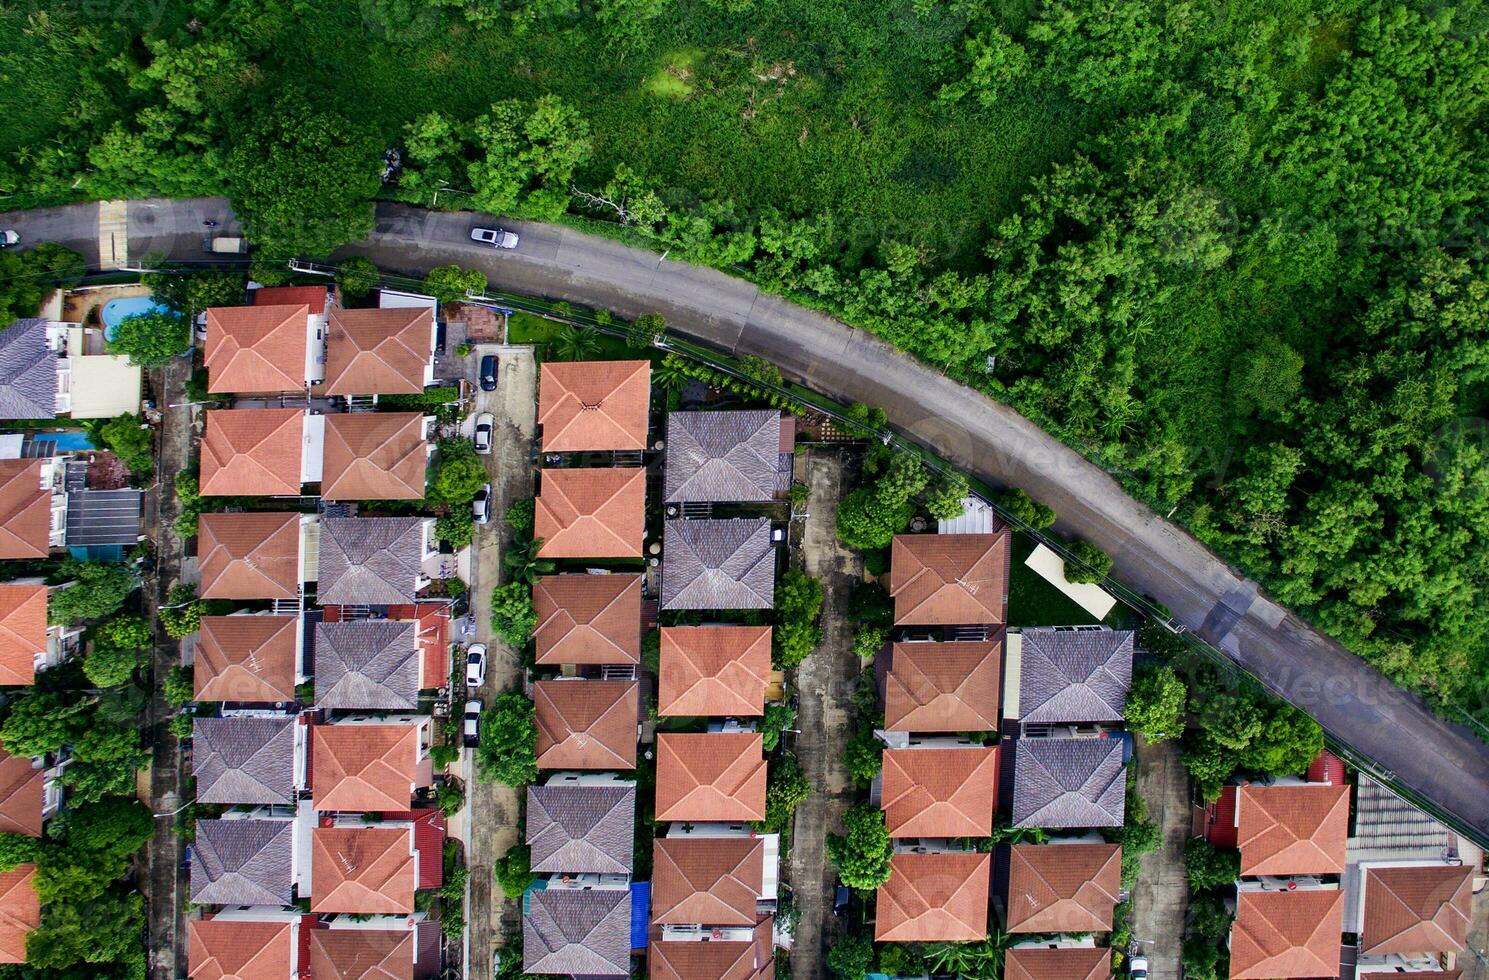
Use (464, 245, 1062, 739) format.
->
(477, 692, 538, 786)
(0, 834, 38, 872)
(82, 645, 143, 689)
(162, 665, 195, 707)
(773, 620, 821, 670)
(435, 513, 477, 549)
(826, 804, 892, 892)
(826, 933, 874, 979)
(835, 486, 912, 550)
(502, 536, 556, 585)
(851, 626, 886, 661)
(554, 324, 600, 360)
(494, 843, 533, 898)
(48, 562, 136, 625)
(159, 583, 203, 639)
(26, 889, 145, 975)
(923, 470, 970, 521)
(63, 725, 147, 803)
(139, 261, 245, 316)
(842, 724, 883, 783)
(107, 310, 188, 366)
(1064, 538, 1113, 584)
(505, 497, 535, 534)
(491, 582, 536, 648)
(337, 256, 380, 300)
(1127, 664, 1187, 742)
(1, 694, 81, 758)
(624, 313, 665, 349)
(1184, 836, 1241, 891)
(776, 569, 823, 622)
(431, 440, 488, 505)
(763, 754, 811, 833)
(88, 414, 153, 478)
(422, 264, 487, 304)
(996, 488, 1056, 529)
(759, 702, 795, 753)
(90, 616, 150, 651)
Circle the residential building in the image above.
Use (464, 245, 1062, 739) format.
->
(0, 865, 37, 963)
(524, 888, 632, 977)
(321, 305, 437, 396)
(538, 360, 652, 452)
(657, 625, 771, 717)
(317, 516, 436, 606)
(310, 823, 421, 914)
(194, 614, 301, 704)
(532, 574, 643, 666)
(0, 584, 81, 684)
(0, 317, 141, 420)
(875, 850, 991, 942)
(880, 744, 999, 838)
(1237, 782, 1350, 877)
(200, 408, 318, 497)
(320, 412, 432, 501)
(1012, 737, 1126, 829)
(189, 816, 296, 906)
(651, 831, 777, 927)
(187, 914, 299, 978)
(192, 716, 305, 806)
(654, 732, 766, 823)
(313, 620, 422, 710)
(196, 511, 310, 601)
(1230, 886, 1345, 979)
(889, 530, 1010, 626)
(0, 458, 63, 558)
(1017, 627, 1133, 726)
(527, 777, 636, 876)
(883, 640, 1002, 733)
(660, 518, 776, 610)
(663, 410, 790, 503)
(311, 718, 433, 812)
(535, 468, 646, 559)
(1005, 842, 1121, 934)
(0, 749, 61, 837)
(204, 304, 316, 394)
(649, 921, 776, 980)
(306, 919, 443, 980)
(534, 680, 640, 770)
(1004, 944, 1113, 980)
(251, 285, 328, 315)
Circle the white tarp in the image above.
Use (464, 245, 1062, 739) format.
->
(1025, 543, 1118, 620)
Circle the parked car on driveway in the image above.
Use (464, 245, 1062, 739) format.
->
(474, 412, 494, 454)
(471, 227, 519, 249)
(473, 483, 493, 524)
(465, 644, 486, 689)
(0, 231, 19, 248)
(479, 355, 498, 391)
(463, 700, 482, 746)
(1129, 955, 1150, 980)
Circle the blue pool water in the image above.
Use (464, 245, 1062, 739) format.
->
(33, 432, 95, 452)
(101, 296, 171, 339)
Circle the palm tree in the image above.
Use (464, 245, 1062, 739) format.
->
(651, 357, 691, 390)
(503, 536, 555, 584)
(925, 928, 1013, 979)
(554, 324, 600, 361)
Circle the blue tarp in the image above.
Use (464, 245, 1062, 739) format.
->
(630, 882, 651, 949)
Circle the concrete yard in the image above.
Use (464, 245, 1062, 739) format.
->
(1129, 735, 1190, 980)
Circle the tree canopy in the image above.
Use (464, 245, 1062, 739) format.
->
(47, 562, 136, 626)
(826, 804, 892, 892)
(477, 692, 538, 787)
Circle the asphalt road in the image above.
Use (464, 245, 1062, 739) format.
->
(6, 197, 1489, 845)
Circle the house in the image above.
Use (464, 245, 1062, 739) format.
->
(314, 620, 421, 710)
(1357, 864, 1472, 958)
(310, 824, 420, 914)
(200, 408, 317, 497)
(0, 318, 141, 420)
(0, 584, 81, 684)
(534, 680, 640, 770)
(0, 865, 36, 963)
(203, 304, 315, 394)
(663, 410, 789, 503)
(660, 518, 776, 610)
(875, 851, 990, 942)
(883, 640, 1002, 733)
(534, 468, 646, 559)
(524, 888, 632, 977)
(194, 614, 301, 703)
(189, 817, 295, 906)
(0, 319, 59, 419)
(1230, 887, 1345, 979)
(317, 517, 436, 606)
(320, 412, 432, 501)
(889, 531, 1009, 626)
(657, 625, 771, 717)
(533, 574, 642, 666)
(311, 719, 432, 812)
(1017, 628, 1133, 726)
(306, 920, 442, 980)
(649, 921, 776, 980)
(1237, 782, 1350, 876)
(538, 360, 652, 452)
(1004, 945, 1113, 980)
(322, 305, 437, 396)
(1005, 842, 1121, 933)
(0, 458, 62, 558)
(880, 745, 999, 838)
(527, 778, 636, 875)
(651, 833, 775, 926)
(187, 915, 298, 978)
(1012, 737, 1126, 829)
(0, 749, 59, 837)
(252, 285, 329, 314)
(192, 716, 304, 806)
(654, 732, 766, 823)
(197, 512, 308, 600)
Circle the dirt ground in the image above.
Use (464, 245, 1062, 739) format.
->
(1130, 736, 1190, 980)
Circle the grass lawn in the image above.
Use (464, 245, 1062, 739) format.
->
(1007, 532, 1136, 629)
(507, 312, 652, 362)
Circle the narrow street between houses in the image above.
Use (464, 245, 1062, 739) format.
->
(1130, 736, 1190, 980)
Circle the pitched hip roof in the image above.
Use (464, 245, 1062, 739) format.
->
(192, 716, 298, 805)
(527, 782, 637, 875)
(535, 680, 639, 770)
(0, 750, 42, 837)
(322, 306, 435, 396)
(652, 835, 767, 926)
(881, 746, 1000, 837)
(187, 917, 293, 979)
(312, 723, 420, 812)
(889, 532, 1009, 625)
(883, 640, 1002, 733)
(524, 888, 632, 976)
(189, 818, 294, 906)
(535, 468, 646, 559)
(314, 620, 420, 710)
(664, 410, 784, 502)
(538, 359, 652, 451)
(201, 408, 305, 496)
(658, 625, 772, 717)
(1012, 738, 1126, 829)
(1006, 842, 1122, 933)
(1237, 783, 1350, 876)
(649, 931, 774, 980)
(1017, 628, 1134, 724)
(0, 319, 56, 420)
(197, 511, 303, 600)
(253, 285, 327, 314)
(0, 864, 34, 963)
(0, 460, 50, 559)
(321, 413, 428, 501)
(660, 518, 777, 610)
(655, 732, 767, 823)
(317, 517, 424, 605)
(1004, 945, 1113, 980)
(204, 304, 309, 393)
(875, 851, 991, 942)
(1360, 863, 1472, 954)
(1230, 888, 1345, 979)
(194, 615, 299, 703)
(0, 584, 47, 686)
(306, 927, 415, 980)
(311, 825, 416, 914)
(533, 573, 643, 666)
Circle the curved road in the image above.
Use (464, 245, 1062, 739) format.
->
(9, 197, 1489, 843)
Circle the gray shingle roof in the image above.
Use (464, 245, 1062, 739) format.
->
(190, 818, 294, 906)
(317, 517, 424, 605)
(664, 410, 783, 503)
(0, 319, 56, 420)
(661, 519, 776, 610)
(523, 889, 631, 976)
(192, 716, 298, 805)
(1012, 737, 1126, 829)
(527, 783, 636, 875)
(1018, 628, 1134, 724)
(314, 620, 419, 710)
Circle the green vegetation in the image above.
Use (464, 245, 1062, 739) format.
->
(0, 244, 85, 322)
(490, 582, 536, 650)
(336, 256, 380, 300)
(429, 439, 488, 506)
(759, 702, 795, 753)
(85, 415, 153, 479)
(494, 843, 533, 899)
(772, 568, 823, 669)
(1063, 538, 1113, 584)
(1184, 836, 1241, 892)
(826, 803, 892, 893)
(762, 754, 811, 834)
(47, 561, 137, 626)
(1126, 663, 1188, 743)
(107, 310, 189, 365)
(162, 664, 195, 707)
(141, 261, 245, 315)
(826, 934, 874, 979)
(422, 264, 487, 303)
(476, 692, 538, 787)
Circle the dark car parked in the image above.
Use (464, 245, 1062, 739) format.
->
(479, 354, 498, 391)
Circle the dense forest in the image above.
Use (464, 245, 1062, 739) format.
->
(2, 0, 1487, 725)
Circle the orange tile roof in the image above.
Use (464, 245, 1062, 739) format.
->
(658, 626, 772, 717)
(1006, 843, 1121, 933)
(875, 852, 990, 942)
(312, 724, 420, 812)
(539, 360, 651, 451)
(0, 751, 41, 837)
(655, 732, 766, 823)
(889, 532, 1009, 625)
(534, 680, 639, 770)
(307, 927, 414, 979)
(321, 413, 428, 501)
(1005, 947, 1112, 980)
(188, 917, 294, 979)
(1237, 784, 1349, 876)
(651, 836, 766, 926)
(322, 306, 434, 396)
(197, 512, 302, 600)
(1361, 864, 1472, 954)
(884, 641, 1002, 732)
(649, 933, 773, 980)
(0, 865, 38, 964)
(0, 460, 49, 559)
(535, 468, 646, 558)
(533, 574, 642, 665)
(881, 746, 999, 837)
(1230, 889, 1344, 979)
(204, 304, 309, 393)
(0, 585, 46, 686)
(201, 409, 305, 496)
(253, 285, 327, 314)
(194, 615, 299, 703)
(311, 826, 416, 914)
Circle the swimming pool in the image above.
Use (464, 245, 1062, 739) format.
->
(101, 296, 171, 339)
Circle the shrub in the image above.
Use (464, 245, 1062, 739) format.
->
(476, 692, 538, 787)
(436, 781, 465, 815)
(997, 487, 1056, 529)
(1184, 837, 1241, 891)
(436, 513, 477, 549)
(826, 805, 892, 892)
(852, 626, 887, 661)
(1127, 664, 1188, 742)
(337, 256, 379, 300)
(423, 264, 486, 303)
(624, 312, 665, 349)
(505, 497, 535, 534)
(494, 843, 533, 898)
(773, 620, 821, 669)
(1065, 538, 1113, 584)
(763, 754, 811, 833)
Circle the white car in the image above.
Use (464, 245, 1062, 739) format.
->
(0, 231, 18, 248)
(463, 699, 482, 746)
(1129, 955, 1149, 980)
(471, 227, 518, 249)
(472, 483, 493, 524)
(465, 644, 487, 688)
(474, 412, 494, 455)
